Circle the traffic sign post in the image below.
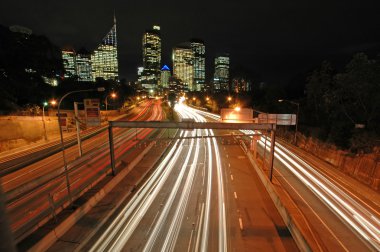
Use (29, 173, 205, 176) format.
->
(74, 102, 83, 157)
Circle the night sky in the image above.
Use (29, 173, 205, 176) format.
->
(1, 0, 380, 84)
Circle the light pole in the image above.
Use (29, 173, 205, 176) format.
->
(57, 87, 105, 207)
(42, 101, 48, 141)
(278, 99, 300, 144)
(105, 92, 117, 121)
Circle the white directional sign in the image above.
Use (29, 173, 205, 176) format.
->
(258, 113, 296, 125)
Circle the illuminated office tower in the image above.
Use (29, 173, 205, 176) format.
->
(91, 16, 119, 81)
(76, 49, 92, 82)
(62, 49, 76, 78)
(213, 53, 230, 92)
(141, 25, 161, 89)
(190, 39, 205, 91)
(173, 44, 194, 92)
(137, 66, 144, 83)
(160, 65, 171, 88)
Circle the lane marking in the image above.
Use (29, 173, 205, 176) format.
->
(146, 210, 160, 236)
(230, 174, 234, 181)
(187, 229, 194, 252)
(234, 192, 238, 199)
(239, 218, 244, 231)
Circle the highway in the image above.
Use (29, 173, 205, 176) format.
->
(86, 102, 297, 251)
(194, 108, 380, 251)
(1, 99, 164, 242)
(6, 101, 375, 251)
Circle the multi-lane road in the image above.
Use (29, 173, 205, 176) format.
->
(3, 100, 379, 251)
(83, 102, 297, 251)
(195, 108, 380, 251)
(1, 100, 164, 242)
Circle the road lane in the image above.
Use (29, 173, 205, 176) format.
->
(87, 103, 296, 251)
(3, 100, 164, 241)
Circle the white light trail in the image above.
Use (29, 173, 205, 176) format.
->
(191, 107, 380, 250)
(90, 132, 187, 251)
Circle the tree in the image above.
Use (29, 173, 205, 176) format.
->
(305, 61, 334, 125)
(334, 53, 380, 130)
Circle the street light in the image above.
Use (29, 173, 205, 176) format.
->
(57, 87, 105, 207)
(227, 96, 232, 102)
(105, 92, 117, 120)
(42, 102, 48, 141)
(278, 99, 300, 144)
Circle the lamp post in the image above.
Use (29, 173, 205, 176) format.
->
(57, 87, 105, 207)
(42, 101, 48, 141)
(278, 99, 300, 144)
(105, 92, 117, 121)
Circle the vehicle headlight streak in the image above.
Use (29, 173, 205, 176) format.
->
(90, 132, 187, 251)
(257, 137, 380, 250)
(192, 110, 380, 250)
(176, 103, 228, 252)
(143, 130, 197, 252)
(90, 103, 228, 252)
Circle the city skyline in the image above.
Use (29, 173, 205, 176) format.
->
(1, 0, 379, 85)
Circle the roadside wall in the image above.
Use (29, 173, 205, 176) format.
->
(278, 129, 380, 191)
(0, 110, 120, 153)
(0, 116, 59, 152)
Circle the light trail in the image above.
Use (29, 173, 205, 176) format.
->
(178, 104, 228, 252)
(142, 130, 196, 252)
(191, 107, 380, 250)
(157, 132, 201, 252)
(90, 132, 186, 251)
(92, 102, 228, 251)
(258, 137, 380, 250)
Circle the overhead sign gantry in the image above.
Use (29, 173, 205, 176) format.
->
(107, 121, 276, 181)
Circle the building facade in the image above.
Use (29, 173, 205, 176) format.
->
(91, 17, 119, 82)
(173, 44, 194, 92)
(213, 53, 230, 92)
(160, 65, 171, 88)
(190, 39, 206, 91)
(62, 49, 77, 78)
(141, 25, 161, 89)
(76, 50, 92, 82)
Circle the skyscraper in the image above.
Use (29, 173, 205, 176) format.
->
(173, 44, 194, 92)
(213, 53, 230, 92)
(76, 49, 92, 82)
(190, 39, 205, 91)
(91, 16, 119, 82)
(141, 25, 161, 89)
(160, 65, 171, 88)
(62, 49, 76, 78)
